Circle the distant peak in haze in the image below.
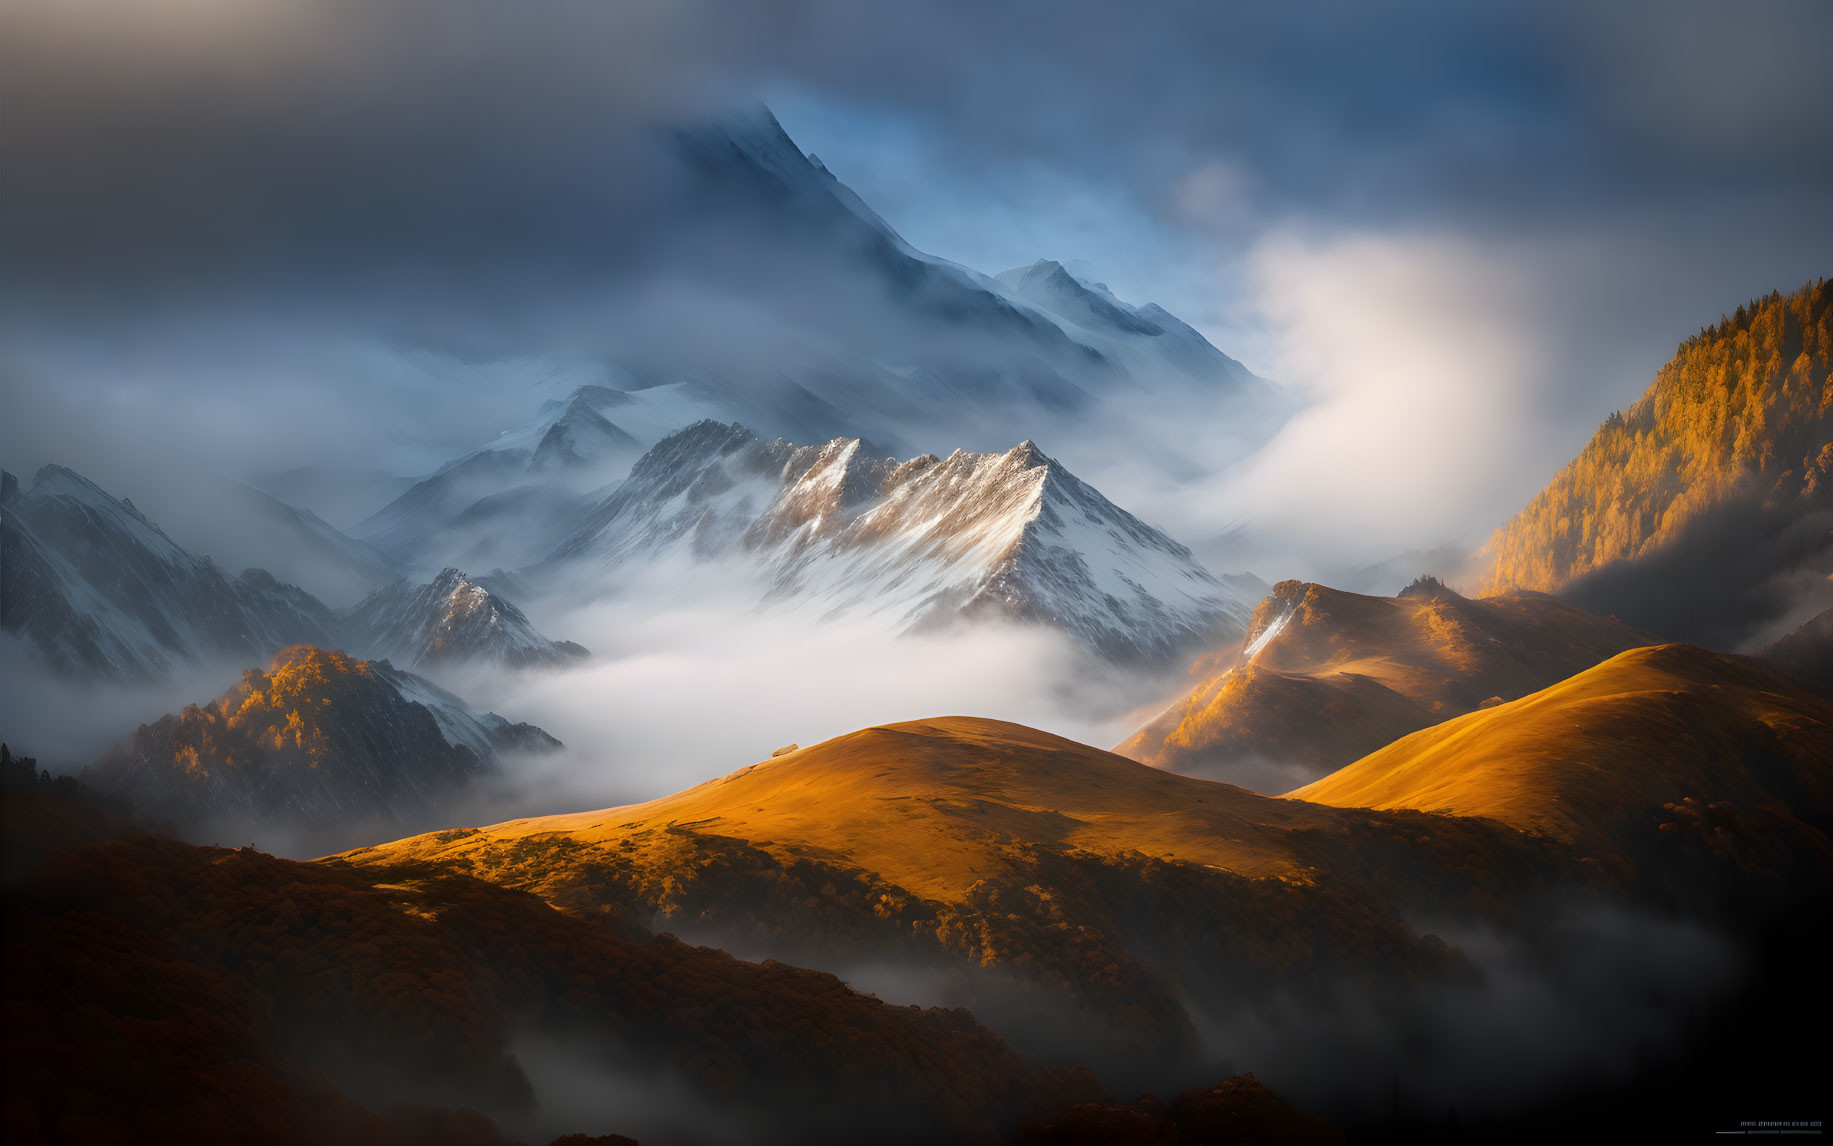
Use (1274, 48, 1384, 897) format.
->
(342, 567, 589, 672)
(2, 462, 339, 679)
(995, 257, 1259, 389)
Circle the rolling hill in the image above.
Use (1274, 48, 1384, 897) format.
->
(1293, 643, 1833, 896)
(339, 716, 1574, 1085)
(1116, 578, 1654, 791)
(337, 650, 1833, 1106)
(1481, 280, 1832, 647)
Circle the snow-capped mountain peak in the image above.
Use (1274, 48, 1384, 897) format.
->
(539, 423, 1254, 664)
(529, 392, 644, 472)
(341, 567, 588, 672)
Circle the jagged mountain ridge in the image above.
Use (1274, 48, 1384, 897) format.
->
(541, 420, 1252, 664)
(995, 259, 1262, 393)
(1, 465, 338, 679)
(2, 464, 584, 681)
(352, 386, 648, 570)
(342, 567, 589, 671)
(495, 105, 1284, 478)
(83, 645, 559, 832)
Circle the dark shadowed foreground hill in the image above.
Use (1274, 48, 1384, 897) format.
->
(2, 794, 1109, 1146)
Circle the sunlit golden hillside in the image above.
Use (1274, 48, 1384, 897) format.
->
(1118, 578, 1652, 788)
(1483, 281, 1831, 597)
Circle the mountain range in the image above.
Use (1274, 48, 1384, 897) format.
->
(5, 93, 1828, 1145)
(280, 106, 1279, 547)
(2, 465, 584, 682)
(646, 107, 1277, 456)
(539, 421, 1253, 664)
(1, 466, 339, 680)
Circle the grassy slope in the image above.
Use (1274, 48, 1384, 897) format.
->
(338, 717, 1572, 1073)
(1292, 644, 1833, 880)
(1118, 581, 1654, 787)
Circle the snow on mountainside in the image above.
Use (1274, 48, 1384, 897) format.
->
(199, 481, 405, 607)
(0, 465, 588, 683)
(353, 386, 649, 571)
(541, 421, 1254, 665)
(995, 259, 1263, 393)
(342, 568, 589, 672)
(642, 106, 1278, 461)
(84, 645, 560, 832)
(1, 466, 338, 680)
(528, 395, 645, 472)
(322, 109, 1276, 578)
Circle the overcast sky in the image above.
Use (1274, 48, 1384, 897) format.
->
(3, 0, 1829, 566)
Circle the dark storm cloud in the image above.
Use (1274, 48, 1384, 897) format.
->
(7, 0, 1827, 311)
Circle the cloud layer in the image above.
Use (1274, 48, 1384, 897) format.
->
(4, 0, 1829, 573)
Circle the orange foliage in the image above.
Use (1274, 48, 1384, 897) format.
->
(1484, 280, 1832, 592)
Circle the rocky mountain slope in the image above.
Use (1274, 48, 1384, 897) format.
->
(994, 259, 1262, 396)
(342, 568, 588, 672)
(352, 388, 646, 572)
(84, 646, 559, 835)
(1761, 607, 1833, 691)
(1481, 280, 1832, 647)
(213, 481, 406, 606)
(2, 464, 586, 683)
(542, 421, 1250, 664)
(1, 465, 338, 679)
(1117, 577, 1654, 791)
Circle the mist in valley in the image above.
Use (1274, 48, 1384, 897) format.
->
(5, 2, 1831, 1142)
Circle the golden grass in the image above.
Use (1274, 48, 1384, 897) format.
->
(1292, 644, 1833, 857)
(1118, 582, 1654, 783)
(355, 716, 1352, 901)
